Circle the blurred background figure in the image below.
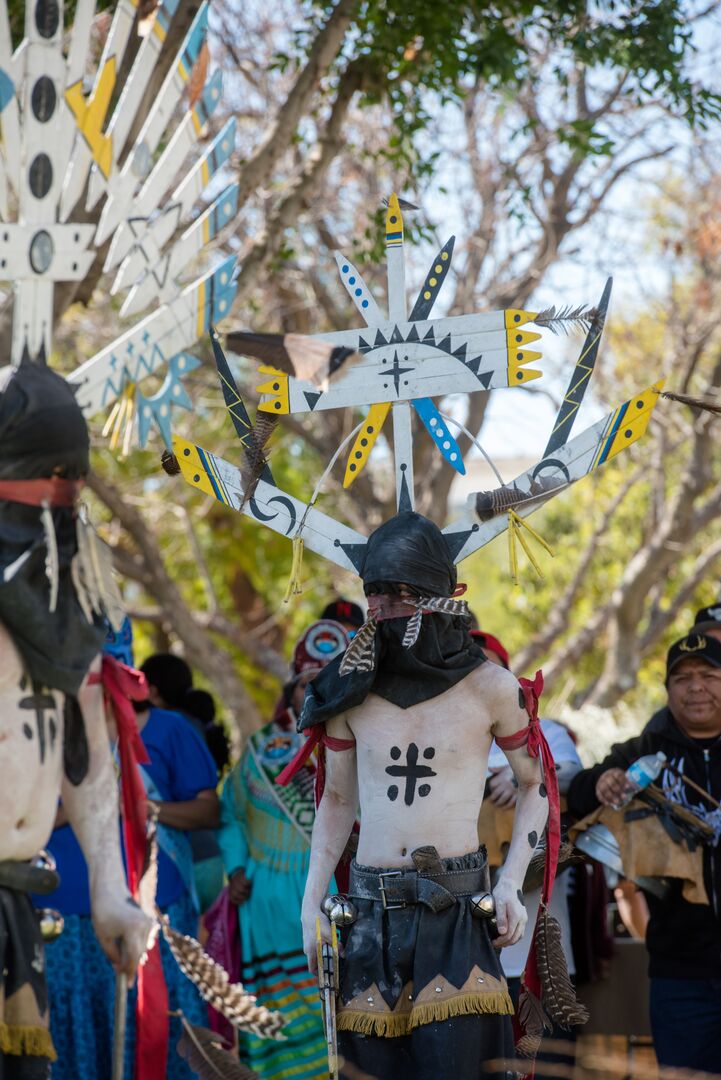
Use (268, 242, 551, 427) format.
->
(41, 638, 220, 1080)
(320, 597, 364, 635)
(218, 619, 349, 1080)
(140, 653, 229, 913)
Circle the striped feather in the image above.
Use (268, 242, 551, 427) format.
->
(161, 921, 286, 1040)
(402, 607, 423, 647)
(535, 908, 589, 1029)
(339, 617, 377, 675)
(414, 596, 470, 618)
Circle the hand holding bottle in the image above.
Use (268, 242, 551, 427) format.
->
(596, 751, 667, 810)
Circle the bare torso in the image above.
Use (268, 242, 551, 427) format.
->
(346, 666, 498, 867)
(0, 623, 64, 860)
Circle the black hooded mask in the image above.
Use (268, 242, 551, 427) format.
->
(0, 360, 107, 781)
(299, 513, 486, 730)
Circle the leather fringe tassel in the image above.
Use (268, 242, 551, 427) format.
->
(337, 991, 514, 1038)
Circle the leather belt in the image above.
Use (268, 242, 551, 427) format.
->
(349, 863, 489, 913)
(0, 859, 60, 895)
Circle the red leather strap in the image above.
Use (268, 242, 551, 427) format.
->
(323, 735, 356, 752)
(0, 476, 83, 506)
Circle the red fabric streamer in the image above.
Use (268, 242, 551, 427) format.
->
(92, 656, 150, 894)
(91, 655, 169, 1080)
(496, 671, 561, 1068)
(136, 941, 169, 1078)
(275, 727, 355, 806)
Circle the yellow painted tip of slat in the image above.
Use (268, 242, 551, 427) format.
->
(510, 367, 543, 386)
(385, 193, 403, 240)
(505, 309, 537, 330)
(506, 329, 542, 348)
(170, 437, 216, 499)
(603, 378, 665, 465)
(256, 368, 290, 414)
(508, 349, 543, 386)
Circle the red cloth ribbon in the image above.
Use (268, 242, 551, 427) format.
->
(275, 727, 355, 807)
(0, 476, 83, 506)
(496, 671, 560, 1066)
(91, 655, 168, 1080)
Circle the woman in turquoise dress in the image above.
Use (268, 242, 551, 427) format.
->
(218, 619, 349, 1080)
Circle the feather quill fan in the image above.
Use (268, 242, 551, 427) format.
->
(161, 921, 286, 1040)
(176, 1019, 258, 1080)
(534, 305, 598, 335)
(535, 907, 589, 1029)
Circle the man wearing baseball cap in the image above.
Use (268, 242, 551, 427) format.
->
(691, 602, 721, 640)
(568, 632, 721, 1074)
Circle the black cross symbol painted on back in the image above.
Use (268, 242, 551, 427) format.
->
(386, 743, 437, 805)
(19, 681, 57, 765)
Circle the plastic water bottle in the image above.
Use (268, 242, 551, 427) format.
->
(616, 751, 667, 807)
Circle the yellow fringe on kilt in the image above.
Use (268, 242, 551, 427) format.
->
(337, 990, 514, 1039)
(0, 1022, 57, 1061)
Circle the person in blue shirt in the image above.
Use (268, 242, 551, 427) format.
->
(40, 651, 220, 1080)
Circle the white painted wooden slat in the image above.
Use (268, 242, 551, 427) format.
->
(333, 250, 384, 323)
(94, 3, 209, 245)
(103, 71, 225, 273)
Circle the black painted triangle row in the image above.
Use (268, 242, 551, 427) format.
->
(423, 327, 435, 344)
(406, 324, 420, 343)
(476, 369, 493, 389)
(304, 391, 322, 410)
(358, 336, 372, 353)
(390, 325, 403, 343)
(374, 329, 388, 347)
(437, 333, 452, 353)
(453, 343, 467, 361)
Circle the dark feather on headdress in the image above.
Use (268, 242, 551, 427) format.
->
(535, 908, 589, 1029)
(226, 331, 361, 387)
(209, 328, 276, 507)
(238, 411, 277, 512)
(660, 390, 721, 416)
(534, 305, 598, 335)
(382, 196, 419, 211)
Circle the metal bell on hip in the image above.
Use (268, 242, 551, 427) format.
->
(322, 894, 358, 926)
(37, 908, 64, 941)
(469, 892, 496, 920)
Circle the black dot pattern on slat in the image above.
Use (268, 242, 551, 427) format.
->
(31, 77, 56, 122)
(29, 154, 53, 199)
(35, 0, 59, 37)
